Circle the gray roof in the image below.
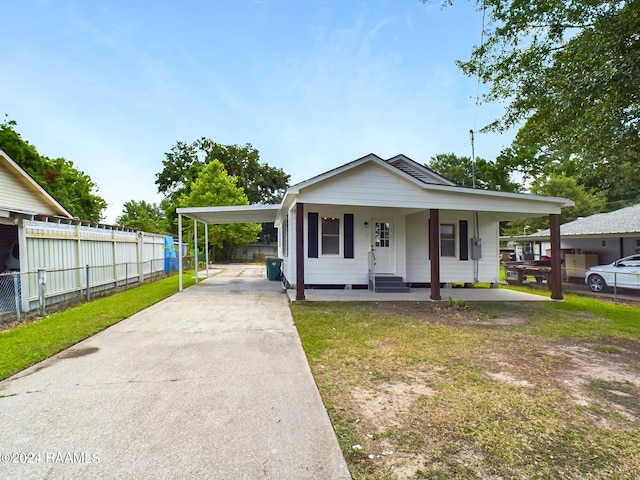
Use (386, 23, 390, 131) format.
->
(530, 203, 640, 238)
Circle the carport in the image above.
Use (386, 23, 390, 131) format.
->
(176, 204, 280, 291)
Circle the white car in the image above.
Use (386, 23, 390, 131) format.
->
(585, 254, 640, 292)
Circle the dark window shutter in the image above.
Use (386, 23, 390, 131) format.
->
(308, 213, 318, 258)
(459, 220, 469, 261)
(344, 214, 354, 258)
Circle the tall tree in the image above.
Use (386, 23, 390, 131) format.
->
(502, 174, 607, 235)
(116, 200, 165, 233)
(0, 117, 107, 221)
(157, 138, 289, 241)
(426, 153, 521, 192)
(433, 0, 640, 206)
(156, 138, 290, 205)
(180, 160, 261, 260)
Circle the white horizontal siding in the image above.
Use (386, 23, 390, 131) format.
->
(405, 211, 500, 284)
(406, 211, 429, 282)
(299, 162, 425, 208)
(282, 204, 501, 287)
(477, 214, 500, 283)
(0, 162, 57, 214)
(296, 162, 565, 216)
(284, 205, 408, 286)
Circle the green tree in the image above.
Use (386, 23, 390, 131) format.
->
(426, 153, 521, 192)
(433, 0, 640, 206)
(0, 117, 107, 221)
(116, 200, 165, 233)
(502, 175, 607, 235)
(156, 138, 290, 205)
(157, 138, 288, 241)
(180, 160, 261, 261)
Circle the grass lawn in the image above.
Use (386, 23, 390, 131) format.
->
(0, 272, 196, 382)
(292, 293, 640, 479)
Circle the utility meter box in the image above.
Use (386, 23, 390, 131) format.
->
(471, 238, 482, 260)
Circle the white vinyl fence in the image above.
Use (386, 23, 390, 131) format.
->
(0, 219, 176, 322)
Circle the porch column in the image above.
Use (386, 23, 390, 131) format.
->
(178, 213, 183, 291)
(429, 209, 441, 300)
(296, 202, 305, 301)
(550, 213, 563, 300)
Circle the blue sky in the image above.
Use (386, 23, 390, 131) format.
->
(2, 0, 513, 223)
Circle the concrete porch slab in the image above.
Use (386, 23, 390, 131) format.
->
(286, 286, 552, 302)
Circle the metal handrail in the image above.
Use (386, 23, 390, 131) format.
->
(368, 249, 377, 292)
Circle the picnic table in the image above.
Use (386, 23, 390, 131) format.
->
(504, 262, 553, 289)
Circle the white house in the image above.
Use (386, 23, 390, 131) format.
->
(177, 153, 574, 300)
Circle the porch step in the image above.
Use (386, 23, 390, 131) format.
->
(371, 275, 410, 293)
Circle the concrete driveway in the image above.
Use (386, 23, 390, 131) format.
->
(0, 264, 350, 479)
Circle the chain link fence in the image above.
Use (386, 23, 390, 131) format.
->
(0, 271, 22, 319)
(0, 259, 171, 325)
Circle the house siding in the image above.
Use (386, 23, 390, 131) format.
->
(303, 205, 371, 286)
(296, 161, 565, 215)
(405, 211, 500, 284)
(298, 163, 419, 207)
(281, 205, 501, 287)
(0, 160, 58, 215)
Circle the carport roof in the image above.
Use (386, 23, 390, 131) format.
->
(176, 204, 280, 224)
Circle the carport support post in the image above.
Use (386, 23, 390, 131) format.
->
(429, 209, 441, 300)
(205, 223, 209, 279)
(194, 220, 198, 284)
(550, 213, 563, 300)
(296, 202, 305, 301)
(178, 213, 183, 292)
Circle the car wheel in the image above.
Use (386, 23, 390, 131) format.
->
(587, 274, 606, 293)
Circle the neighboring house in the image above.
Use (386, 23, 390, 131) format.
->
(0, 149, 168, 313)
(177, 153, 574, 300)
(507, 203, 640, 280)
(1, 148, 74, 271)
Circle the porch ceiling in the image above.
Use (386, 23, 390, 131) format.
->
(177, 204, 280, 225)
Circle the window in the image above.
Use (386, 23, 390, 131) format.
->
(321, 216, 340, 255)
(283, 217, 288, 257)
(440, 224, 455, 257)
(375, 222, 390, 248)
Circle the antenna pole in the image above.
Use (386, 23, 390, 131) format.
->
(470, 129, 476, 188)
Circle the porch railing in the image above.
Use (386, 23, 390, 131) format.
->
(368, 249, 377, 292)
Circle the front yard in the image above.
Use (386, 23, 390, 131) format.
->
(292, 297, 640, 479)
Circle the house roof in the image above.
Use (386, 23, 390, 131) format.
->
(178, 153, 574, 226)
(385, 154, 457, 186)
(0, 149, 73, 219)
(286, 153, 456, 195)
(521, 203, 640, 240)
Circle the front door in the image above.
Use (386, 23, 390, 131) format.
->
(371, 219, 394, 273)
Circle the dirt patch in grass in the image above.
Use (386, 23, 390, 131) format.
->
(295, 301, 640, 479)
(374, 300, 532, 327)
(0, 313, 42, 332)
(544, 340, 640, 423)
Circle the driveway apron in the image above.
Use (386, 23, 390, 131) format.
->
(0, 265, 350, 479)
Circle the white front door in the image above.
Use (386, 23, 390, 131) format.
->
(371, 219, 394, 273)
